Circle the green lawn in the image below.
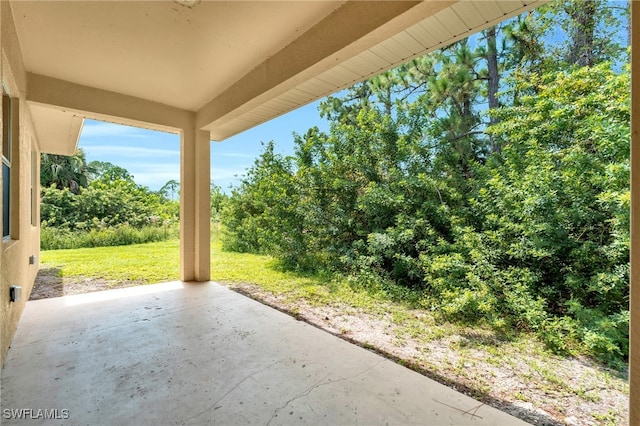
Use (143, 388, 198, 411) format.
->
(41, 238, 181, 284)
(41, 237, 384, 308)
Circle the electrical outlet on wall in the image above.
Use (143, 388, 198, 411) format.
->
(9, 286, 22, 302)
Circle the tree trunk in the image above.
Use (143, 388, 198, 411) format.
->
(566, 0, 597, 67)
(486, 25, 501, 153)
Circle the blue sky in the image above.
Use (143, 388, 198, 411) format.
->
(78, 100, 330, 193)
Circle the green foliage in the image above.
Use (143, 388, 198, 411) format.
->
(421, 225, 548, 331)
(41, 148, 96, 194)
(159, 179, 180, 201)
(210, 181, 228, 221)
(221, 4, 629, 367)
(41, 223, 178, 250)
(41, 178, 178, 232)
(483, 63, 630, 316)
(222, 141, 306, 266)
(429, 63, 628, 365)
(89, 160, 134, 183)
(41, 160, 180, 249)
(540, 0, 628, 69)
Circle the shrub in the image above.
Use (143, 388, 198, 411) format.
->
(41, 223, 179, 250)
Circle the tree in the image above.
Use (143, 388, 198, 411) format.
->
(41, 160, 180, 230)
(222, 141, 301, 258)
(221, 1, 631, 365)
(565, 0, 598, 66)
(484, 25, 501, 153)
(89, 161, 134, 183)
(159, 179, 180, 201)
(540, 0, 627, 69)
(210, 181, 227, 217)
(41, 148, 95, 194)
(479, 63, 630, 362)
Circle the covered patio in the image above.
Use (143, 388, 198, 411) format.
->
(2, 281, 527, 425)
(1, 1, 638, 424)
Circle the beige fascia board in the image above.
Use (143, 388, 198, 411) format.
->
(69, 114, 83, 154)
(27, 73, 194, 135)
(196, 1, 453, 134)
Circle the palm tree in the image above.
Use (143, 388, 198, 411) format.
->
(159, 179, 180, 201)
(41, 148, 95, 194)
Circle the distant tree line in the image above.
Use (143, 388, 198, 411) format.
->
(41, 155, 179, 231)
(40, 145, 229, 245)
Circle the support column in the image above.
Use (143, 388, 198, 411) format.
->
(631, 3, 639, 425)
(180, 125, 211, 282)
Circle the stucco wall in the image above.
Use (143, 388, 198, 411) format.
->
(1, 0, 41, 367)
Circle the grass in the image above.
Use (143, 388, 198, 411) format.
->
(42, 237, 355, 301)
(41, 238, 181, 283)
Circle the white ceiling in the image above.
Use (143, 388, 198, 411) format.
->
(11, 1, 344, 111)
(7, 1, 544, 152)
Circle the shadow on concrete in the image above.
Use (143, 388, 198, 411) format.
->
(29, 267, 64, 300)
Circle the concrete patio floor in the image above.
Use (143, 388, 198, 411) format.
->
(1, 281, 529, 425)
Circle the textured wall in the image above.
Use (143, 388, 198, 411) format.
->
(1, 0, 41, 366)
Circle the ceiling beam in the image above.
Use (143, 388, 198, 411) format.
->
(27, 73, 194, 133)
(196, 1, 454, 135)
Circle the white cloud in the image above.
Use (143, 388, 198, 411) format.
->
(83, 145, 179, 158)
(134, 166, 246, 191)
(214, 152, 255, 159)
(131, 164, 179, 189)
(85, 145, 254, 160)
(135, 172, 180, 189)
(78, 120, 259, 192)
(211, 165, 249, 181)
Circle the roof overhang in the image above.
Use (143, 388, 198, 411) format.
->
(29, 103, 83, 156)
(8, 0, 544, 153)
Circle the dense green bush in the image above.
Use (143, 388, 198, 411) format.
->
(222, 61, 630, 366)
(222, 2, 631, 366)
(41, 178, 178, 231)
(41, 223, 179, 250)
(40, 162, 181, 250)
